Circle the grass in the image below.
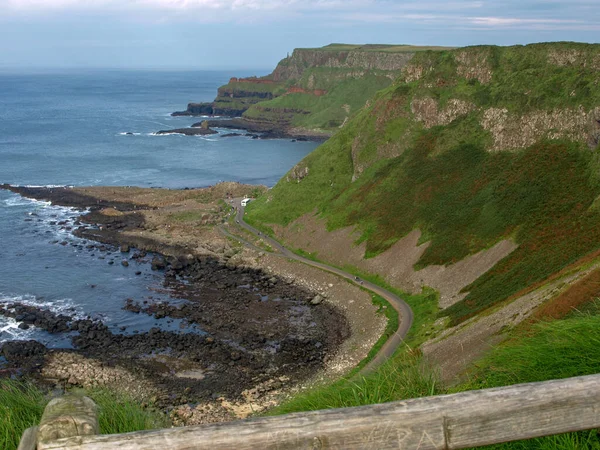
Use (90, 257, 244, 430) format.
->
(0, 380, 45, 450)
(454, 308, 600, 449)
(272, 298, 600, 448)
(0, 380, 168, 450)
(243, 71, 394, 130)
(270, 348, 439, 415)
(167, 211, 207, 223)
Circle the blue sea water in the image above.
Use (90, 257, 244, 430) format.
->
(0, 70, 318, 346)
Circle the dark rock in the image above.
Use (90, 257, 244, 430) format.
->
(1, 340, 47, 360)
(151, 256, 166, 271)
(121, 260, 129, 267)
(155, 127, 218, 136)
(171, 102, 214, 116)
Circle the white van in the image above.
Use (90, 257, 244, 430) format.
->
(241, 198, 252, 207)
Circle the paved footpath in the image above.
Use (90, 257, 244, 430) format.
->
(222, 198, 413, 374)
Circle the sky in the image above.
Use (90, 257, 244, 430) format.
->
(0, 0, 599, 71)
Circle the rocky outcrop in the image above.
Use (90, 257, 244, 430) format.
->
(155, 127, 217, 136)
(481, 106, 600, 151)
(271, 48, 415, 81)
(156, 120, 218, 136)
(172, 102, 215, 116)
(170, 44, 440, 135)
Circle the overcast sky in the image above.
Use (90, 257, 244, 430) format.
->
(1, 0, 598, 70)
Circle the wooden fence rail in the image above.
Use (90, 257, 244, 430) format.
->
(20, 373, 600, 450)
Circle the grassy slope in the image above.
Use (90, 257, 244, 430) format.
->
(247, 42, 600, 325)
(458, 303, 600, 449)
(238, 43, 438, 131)
(243, 73, 393, 129)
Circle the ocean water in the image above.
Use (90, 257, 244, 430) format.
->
(0, 70, 318, 346)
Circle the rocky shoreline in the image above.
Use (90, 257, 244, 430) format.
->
(156, 117, 330, 141)
(0, 184, 353, 423)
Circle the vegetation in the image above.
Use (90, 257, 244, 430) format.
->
(248, 42, 600, 324)
(0, 380, 168, 450)
(0, 380, 45, 450)
(271, 346, 439, 415)
(271, 298, 600, 448)
(244, 73, 394, 130)
(457, 307, 600, 449)
(249, 43, 600, 445)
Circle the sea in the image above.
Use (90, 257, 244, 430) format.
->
(0, 69, 318, 349)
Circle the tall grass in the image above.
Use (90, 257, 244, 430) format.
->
(271, 349, 439, 415)
(86, 389, 169, 435)
(273, 305, 600, 448)
(457, 312, 600, 449)
(0, 380, 168, 450)
(0, 380, 45, 450)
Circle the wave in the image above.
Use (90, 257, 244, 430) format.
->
(0, 318, 29, 340)
(0, 292, 84, 342)
(2, 195, 52, 208)
(22, 184, 71, 188)
(118, 132, 142, 136)
(148, 132, 183, 137)
(0, 292, 81, 316)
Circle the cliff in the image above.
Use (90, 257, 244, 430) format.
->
(247, 42, 600, 326)
(173, 44, 450, 137)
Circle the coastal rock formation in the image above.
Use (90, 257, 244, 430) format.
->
(170, 44, 451, 138)
(156, 121, 218, 136)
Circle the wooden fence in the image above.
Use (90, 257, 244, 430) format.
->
(19, 373, 600, 450)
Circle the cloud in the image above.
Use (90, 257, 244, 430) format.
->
(3, 0, 361, 11)
(2, 0, 598, 32)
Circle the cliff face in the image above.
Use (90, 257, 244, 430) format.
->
(271, 47, 415, 81)
(173, 44, 444, 135)
(248, 42, 600, 325)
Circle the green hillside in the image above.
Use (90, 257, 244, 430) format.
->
(247, 42, 600, 324)
(176, 43, 457, 135)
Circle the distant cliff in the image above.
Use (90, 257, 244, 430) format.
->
(173, 44, 451, 137)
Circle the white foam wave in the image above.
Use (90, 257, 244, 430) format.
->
(0, 293, 84, 343)
(22, 184, 71, 188)
(0, 292, 84, 320)
(0, 318, 29, 340)
(149, 132, 183, 137)
(118, 132, 141, 136)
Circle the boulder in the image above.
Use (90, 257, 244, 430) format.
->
(310, 295, 324, 306)
(1, 340, 47, 360)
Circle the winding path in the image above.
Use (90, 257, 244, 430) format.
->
(224, 198, 414, 374)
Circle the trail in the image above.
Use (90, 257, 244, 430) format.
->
(222, 198, 414, 374)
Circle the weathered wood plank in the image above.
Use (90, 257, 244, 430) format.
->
(17, 426, 38, 450)
(39, 374, 600, 450)
(37, 395, 99, 449)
